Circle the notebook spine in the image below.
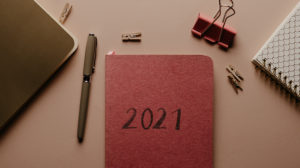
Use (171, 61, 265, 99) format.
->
(253, 58, 300, 101)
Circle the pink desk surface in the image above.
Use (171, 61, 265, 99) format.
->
(0, 0, 299, 168)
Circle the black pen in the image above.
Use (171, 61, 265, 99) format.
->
(77, 34, 97, 143)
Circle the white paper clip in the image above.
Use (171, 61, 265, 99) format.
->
(122, 32, 142, 42)
(59, 3, 72, 24)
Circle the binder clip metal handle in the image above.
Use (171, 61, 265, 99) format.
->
(191, 0, 236, 49)
(201, 0, 233, 37)
(218, 5, 236, 48)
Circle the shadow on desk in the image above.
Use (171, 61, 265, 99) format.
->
(0, 51, 77, 142)
(254, 67, 300, 110)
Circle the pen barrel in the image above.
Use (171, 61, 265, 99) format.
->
(77, 81, 90, 142)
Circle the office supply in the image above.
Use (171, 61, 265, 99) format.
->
(0, 0, 78, 131)
(252, 2, 300, 101)
(226, 65, 244, 82)
(226, 65, 244, 93)
(59, 3, 72, 24)
(106, 54, 213, 168)
(229, 65, 244, 80)
(228, 75, 243, 93)
(77, 34, 97, 142)
(122, 32, 142, 42)
(192, 0, 236, 48)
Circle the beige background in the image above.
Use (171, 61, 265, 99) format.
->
(1, 0, 300, 168)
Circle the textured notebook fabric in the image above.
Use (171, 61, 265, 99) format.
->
(252, 2, 300, 100)
(105, 55, 214, 168)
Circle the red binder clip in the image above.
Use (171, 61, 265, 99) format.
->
(192, 0, 236, 49)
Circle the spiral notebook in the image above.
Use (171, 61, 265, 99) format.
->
(252, 2, 300, 101)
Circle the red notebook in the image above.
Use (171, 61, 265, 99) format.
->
(105, 54, 214, 168)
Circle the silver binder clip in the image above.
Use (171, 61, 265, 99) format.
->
(122, 32, 142, 42)
(59, 3, 72, 24)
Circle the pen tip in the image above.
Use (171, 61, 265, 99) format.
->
(78, 137, 83, 143)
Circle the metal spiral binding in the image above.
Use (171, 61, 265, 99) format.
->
(255, 58, 300, 101)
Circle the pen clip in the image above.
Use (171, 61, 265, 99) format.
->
(92, 36, 97, 73)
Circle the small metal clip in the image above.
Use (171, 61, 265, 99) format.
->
(262, 58, 267, 67)
(59, 3, 72, 24)
(122, 32, 142, 42)
(294, 85, 298, 92)
(268, 63, 272, 71)
(273, 67, 277, 74)
(278, 71, 282, 79)
(288, 80, 293, 89)
(283, 76, 287, 83)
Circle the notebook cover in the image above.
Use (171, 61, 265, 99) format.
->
(105, 55, 214, 168)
